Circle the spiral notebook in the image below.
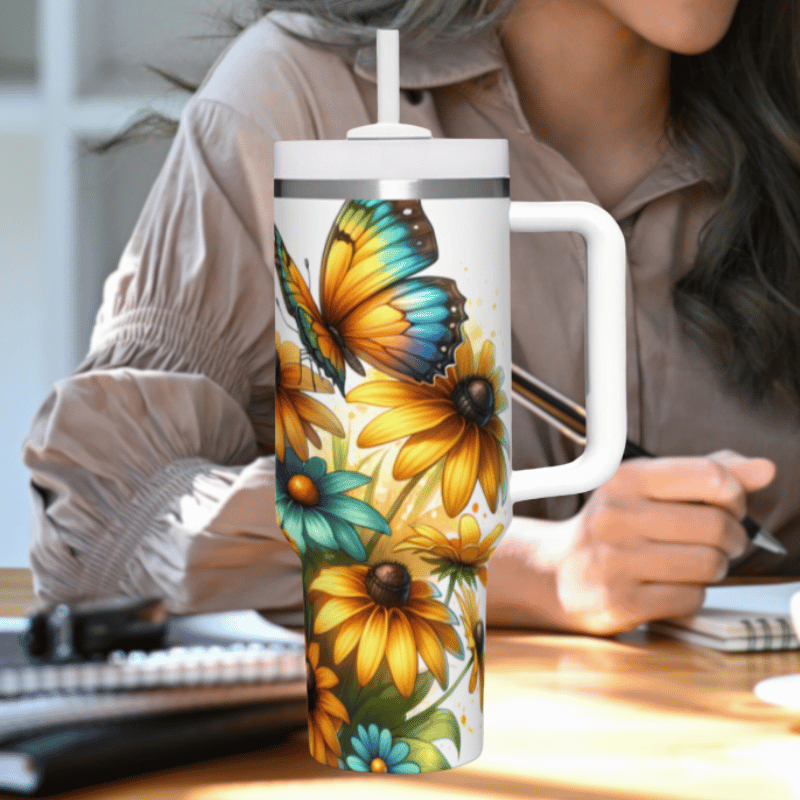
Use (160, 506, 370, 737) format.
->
(0, 610, 308, 794)
(648, 581, 800, 652)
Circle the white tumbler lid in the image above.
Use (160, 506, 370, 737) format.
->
(274, 29, 508, 184)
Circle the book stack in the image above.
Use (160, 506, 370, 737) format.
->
(648, 581, 800, 652)
(0, 611, 308, 795)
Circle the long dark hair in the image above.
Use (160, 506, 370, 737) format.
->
(106, 0, 800, 408)
(671, 0, 800, 408)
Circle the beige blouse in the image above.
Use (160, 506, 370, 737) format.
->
(23, 13, 800, 616)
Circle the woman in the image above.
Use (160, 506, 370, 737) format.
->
(23, 0, 800, 634)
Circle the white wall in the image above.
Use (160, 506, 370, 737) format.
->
(0, 1, 238, 568)
(0, 135, 46, 567)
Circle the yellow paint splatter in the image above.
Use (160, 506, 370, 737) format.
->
(472, 503, 479, 513)
(492, 303, 497, 310)
(461, 714, 466, 725)
(468, 727, 474, 733)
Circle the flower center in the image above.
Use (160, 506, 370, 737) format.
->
(306, 659, 318, 714)
(287, 474, 320, 506)
(473, 619, 485, 658)
(370, 758, 388, 773)
(451, 377, 495, 428)
(365, 562, 411, 608)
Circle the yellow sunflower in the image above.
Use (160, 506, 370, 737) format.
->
(346, 334, 509, 517)
(275, 335, 345, 462)
(394, 514, 504, 588)
(308, 563, 463, 698)
(455, 589, 485, 709)
(306, 641, 350, 767)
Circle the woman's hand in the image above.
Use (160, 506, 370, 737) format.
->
(552, 450, 776, 634)
(486, 450, 776, 636)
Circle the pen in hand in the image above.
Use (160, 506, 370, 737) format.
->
(510, 362, 787, 556)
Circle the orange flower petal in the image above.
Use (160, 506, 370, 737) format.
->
(333, 610, 372, 663)
(277, 340, 301, 370)
(357, 401, 455, 448)
(299, 418, 322, 451)
(410, 616, 448, 688)
(407, 596, 452, 624)
(454, 336, 475, 379)
(485, 415, 510, 453)
(482, 523, 505, 552)
(408, 580, 436, 601)
(455, 590, 470, 622)
(357, 607, 389, 687)
(477, 339, 496, 378)
(308, 719, 322, 761)
(314, 665, 338, 690)
(427, 617, 463, 656)
(414, 525, 452, 548)
(278, 393, 310, 461)
(469, 662, 478, 694)
(314, 596, 374, 634)
(431, 544, 460, 558)
(292, 392, 345, 438)
(398, 525, 452, 552)
(477, 433, 501, 513)
(385, 610, 418, 698)
(459, 515, 481, 549)
(309, 565, 370, 600)
(494, 387, 509, 414)
(297, 366, 335, 394)
(307, 641, 320, 670)
(393, 415, 465, 480)
(280, 363, 305, 389)
(317, 689, 350, 723)
(274, 396, 288, 462)
(478, 565, 488, 586)
(314, 708, 342, 756)
(459, 544, 481, 562)
(346, 380, 437, 407)
(442, 425, 481, 517)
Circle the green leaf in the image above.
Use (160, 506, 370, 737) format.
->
(353, 449, 383, 479)
(409, 459, 445, 518)
(359, 454, 386, 508)
(332, 428, 351, 472)
(394, 708, 461, 754)
(396, 737, 450, 772)
(336, 669, 436, 747)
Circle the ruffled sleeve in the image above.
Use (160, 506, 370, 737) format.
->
(23, 75, 313, 613)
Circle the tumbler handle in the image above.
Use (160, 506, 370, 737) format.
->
(508, 201, 627, 501)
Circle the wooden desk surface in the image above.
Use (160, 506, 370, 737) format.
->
(4, 569, 800, 800)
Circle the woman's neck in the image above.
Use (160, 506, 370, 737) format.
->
(500, 0, 671, 210)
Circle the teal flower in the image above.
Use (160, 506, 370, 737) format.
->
(276, 447, 390, 561)
(345, 724, 420, 774)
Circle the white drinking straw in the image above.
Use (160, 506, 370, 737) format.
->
(376, 29, 400, 126)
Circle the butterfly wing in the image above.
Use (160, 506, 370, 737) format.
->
(274, 225, 346, 391)
(319, 200, 467, 384)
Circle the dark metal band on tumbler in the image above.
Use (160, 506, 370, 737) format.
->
(274, 177, 510, 200)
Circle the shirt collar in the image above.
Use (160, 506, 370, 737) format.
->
(353, 31, 505, 89)
(268, 10, 504, 89)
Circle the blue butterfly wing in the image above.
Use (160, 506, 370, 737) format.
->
(319, 200, 467, 384)
(274, 225, 347, 392)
